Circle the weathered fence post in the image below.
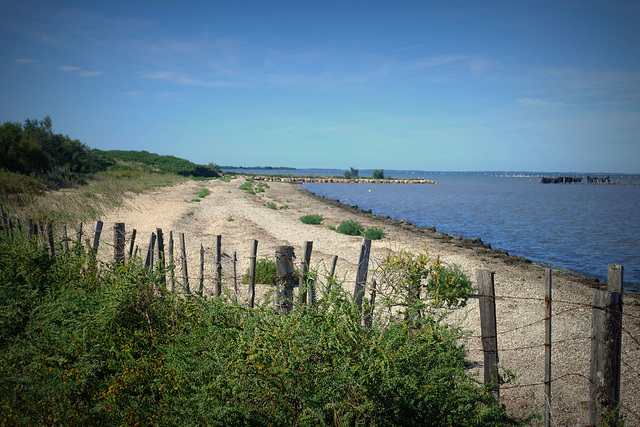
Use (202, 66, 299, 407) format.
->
(63, 225, 69, 254)
(248, 240, 258, 308)
(364, 279, 377, 329)
(275, 246, 296, 314)
(46, 221, 54, 256)
(92, 221, 103, 255)
(76, 222, 83, 244)
(589, 265, 624, 425)
(354, 238, 372, 312)
(113, 223, 126, 265)
(28, 219, 34, 240)
(214, 235, 222, 297)
(144, 232, 156, 269)
(477, 269, 500, 404)
(199, 244, 205, 295)
(157, 228, 166, 288)
(168, 231, 175, 291)
(544, 268, 552, 427)
(329, 255, 338, 280)
(299, 241, 314, 305)
(180, 232, 189, 292)
(128, 229, 137, 259)
(233, 252, 238, 302)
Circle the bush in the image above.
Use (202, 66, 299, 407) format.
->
(373, 169, 384, 179)
(363, 226, 385, 240)
(336, 219, 364, 236)
(299, 214, 324, 225)
(344, 167, 359, 179)
(243, 258, 277, 284)
(0, 235, 528, 425)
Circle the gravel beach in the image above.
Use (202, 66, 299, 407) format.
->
(97, 177, 640, 426)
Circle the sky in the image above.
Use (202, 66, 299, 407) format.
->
(1, 0, 639, 173)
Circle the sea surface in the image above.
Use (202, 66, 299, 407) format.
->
(224, 168, 640, 290)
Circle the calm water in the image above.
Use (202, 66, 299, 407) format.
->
(225, 169, 640, 289)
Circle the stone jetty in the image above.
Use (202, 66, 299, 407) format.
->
(250, 175, 437, 184)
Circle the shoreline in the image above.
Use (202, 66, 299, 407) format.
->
(96, 178, 640, 424)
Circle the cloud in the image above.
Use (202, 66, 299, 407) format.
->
(141, 70, 238, 87)
(517, 98, 564, 108)
(79, 70, 102, 77)
(59, 65, 80, 71)
(410, 55, 467, 70)
(14, 58, 36, 64)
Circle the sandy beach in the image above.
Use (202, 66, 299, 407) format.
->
(97, 177, 640, 426)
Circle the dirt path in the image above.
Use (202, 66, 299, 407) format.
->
(96, 177, 640, 426)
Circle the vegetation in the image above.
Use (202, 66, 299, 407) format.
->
(373, 169, 385, 179)
(334, 219, 385, 240)
(344, 167, 359, 179)
(242, 258, 278, 285)
(96, 150, 222, 178)
(363, 226, 385, 240)
(239, 179, 269, 195)
(0, 233, 528, 425)
(299, 214, 324, 225)
(267, 202, 277, 210)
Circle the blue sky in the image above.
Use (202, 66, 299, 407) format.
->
(1, 0, 639, 172)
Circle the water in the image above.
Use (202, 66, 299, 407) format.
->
(224, 169, 640, 290)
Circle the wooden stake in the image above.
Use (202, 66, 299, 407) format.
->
(214, 235, 222, 297)
(180, 232, 189, 292)
(248, 240, 258, 308)
(478, 269, 499, 404)
(354, 238, 371, 312)
(92, 221, 103, 255)
(275, 246, 295, 314)
(114, 223, 125, 265)
(544, 268, 552, 427)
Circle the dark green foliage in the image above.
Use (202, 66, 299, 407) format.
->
(242, 258, 278, 284)
(299, 214, 324, 224)
(363, 226, 385, 240)
(0, 233, 529, 426)
(337, 219, 365, 236)
(373, 169, 384, 179)
(344, 167, 359, 179)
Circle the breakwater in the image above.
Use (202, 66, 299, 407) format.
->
(251, 175, 437, 184)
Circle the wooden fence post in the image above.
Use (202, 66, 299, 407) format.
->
(46, 221, 54, 256)
(63, 225, 69, 254)
(114, 223, 125, 265)
(607, 264, 623, 407)
(354, 238, 371, 312)
(180, 232, 189, 292)
(76, 222, 83, 244)
(144, 232, 156, 269)
(199, 244, 205, 295)
(275, 246, 295, 314)
(544, 268, 552, 427)
(92, 221, 103, 255)
(364, 279, 377, 329)
(477, 269, 500, 405)
(214, 235, 222, 297)
(233, 251, 238, 302)
(589, 288, 623, 425)
(157, 228, 166, 288)
(168, 231, 175, 290)
(28, 219, 34, 241)
(248, 240, 258, 308)
(299, 241, 314, 305)
(128, 229, 137, 259)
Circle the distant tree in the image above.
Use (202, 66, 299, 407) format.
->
(344, 167, 359, 179)
(373, 169, 384, 179)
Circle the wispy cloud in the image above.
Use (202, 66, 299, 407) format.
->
(14, 58, 36, 64)
(141, 70, 238, 87)
(59, 65, 80, 71)
(517, 98, 564, 108)
(58, 65, 101, 77)
(79, 70, 101, 77)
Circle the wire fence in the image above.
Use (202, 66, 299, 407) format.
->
(3, 215, 640, 426)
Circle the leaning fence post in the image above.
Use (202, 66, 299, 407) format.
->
(354, 238, 371, 312)
(299, 241, 313, 305)
(214, 235, 222, 297)
(168, 231, 175, 291)
(157, 228, 166, 288)
(144, 232, 156, 269)
(544, 268, 552, 427)
(589, 287, 623, 425)
(233, 251, 238, 302)
(199, 244, 205, 295)
(28, 219, 35, 241)
(114, 223, 126, 265)
(63, 225, 69, 254)
(128, 229, 137, 259)
(607, 264, 623, 407)
(92, 221, 103, 255)
(180, 232, 189, 292)
(275, 246, 295, 314)
(248, 240, 258, 308)
(477, 269, 500, 405)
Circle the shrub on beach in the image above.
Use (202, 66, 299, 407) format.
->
(336, 219, 365, 236)
(363, 226, 385, 240)
(299, 214, 323, 225)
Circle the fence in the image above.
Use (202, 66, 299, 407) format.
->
(1, 210, 639, 426)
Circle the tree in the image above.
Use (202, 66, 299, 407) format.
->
(344, 167, 359, 179)
(373, 169, 384, 179)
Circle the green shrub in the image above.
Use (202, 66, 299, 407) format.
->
(363, 226, 385, 240)
(327, 225, 336, 231)
(299, 214, 323, 225)
(336, 219, 365, 236)
(373, 169, 384, 179)
(196, 188, 211, 198)
(344, 167, 359, 179)
(268, 202, 277, 210)
(242, 258, 278, 284)
(0, 234, 529, 426)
